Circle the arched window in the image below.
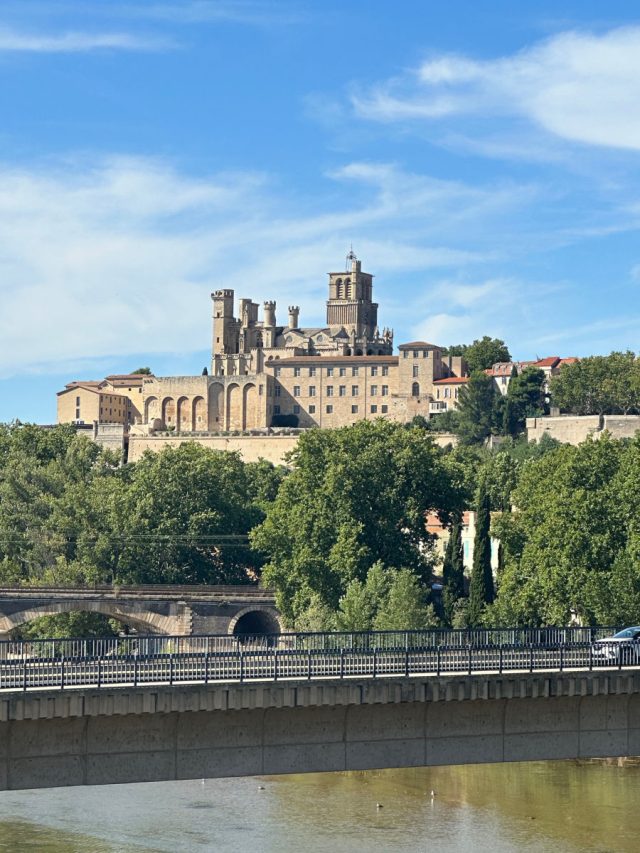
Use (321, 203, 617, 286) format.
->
(412, 382, 420, 397)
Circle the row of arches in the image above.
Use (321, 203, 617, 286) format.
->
(145, 383, 262, 432)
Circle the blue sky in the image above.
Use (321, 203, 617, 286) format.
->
(1, 0, 639, 422)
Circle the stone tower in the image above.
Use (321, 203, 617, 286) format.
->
(211, 290, 238, 356)
(326, 251, 378, 338)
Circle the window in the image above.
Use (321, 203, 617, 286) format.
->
(370, 404, 378, 413)
(455, 388, 460, 399)
(370, 366, 378, 376)
(339, 367, 346, 377)
(275, 366, 281, 377)
(413, 350, 419, 358)
(327, 367, 334, 377)
(274, 405, 281, 415)
(75, 396, 81, 406)
(326, 404, 333, 414)
(382, 385, 389, 396)
(326, 385, 334, 397)
(370, 385, 378, 396)
(75, 408, 80, 419)
(339, 386, 346, 397)
(381, 405, 388, 413)
(293, 405, 301, 414)
(352, 366, 359, 377)
(259, 385, 264, 396)
(436, 389, 440, 399)
(351, 405, 359, 414)
(412, 382, 420, 397)
(309, 404, 316, 414)
(382, 366, 389, 376)
(309, 386, 316, 397)
(352, 385, 359, 396)
(423, 350, 428, 359)
(444, 388, 451, 398)
(294, 367, 301, 377)
(413, 365, 419, 378)
(309, 367, 316, 377)
(293, 386, 301, 397)
(275, 385, 281, 397)
(403, 351, 409, 359)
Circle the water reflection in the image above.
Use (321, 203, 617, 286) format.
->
(0, 761, 637, 852)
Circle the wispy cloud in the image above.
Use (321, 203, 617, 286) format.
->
(0, 156, 514, 379)
(0, 27, 172, 52)
(352, 26, 640, 153)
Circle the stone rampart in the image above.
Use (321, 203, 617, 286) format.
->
(527, 414, 640, 445)
(128, 434, 300, 465)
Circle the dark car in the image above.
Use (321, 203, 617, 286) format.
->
(592, 627, 640, 664)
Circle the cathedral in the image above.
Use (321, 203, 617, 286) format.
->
(59, 254, 469, 435)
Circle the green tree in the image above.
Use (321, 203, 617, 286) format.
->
(131, 367, 152, 375)
(335, 562, 389, 631)
(444, 337, 511, 373)
(503, 367, 547, 437)
(455, 372, 496, 445)
(442, 517, 465, 625)
(251, 420, 464, 625)
(467, 479, 494, 625)
(550, 352, 640, 415)
(373, 569, 438, 631)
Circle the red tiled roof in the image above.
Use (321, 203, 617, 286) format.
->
(558, 357, 579, 366)
(433, 377, 469, 385)
(533, 356, 560, 368)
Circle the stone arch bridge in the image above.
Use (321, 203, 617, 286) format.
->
(0, 586, 281, 639)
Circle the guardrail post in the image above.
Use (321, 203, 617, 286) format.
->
(468, 646, 472, 676)
(307, 649, 312, 680)
(133, 654, 138, 687)
(273, 649, 278, 681)
(373, 648, 377, 679)
(499, 644, 503, 674)
(559, 644, 564, 672)
(589, 644, 593, 671)
(169, 655, 174, 685)
(240, 650, 244, 683)
(436, 645, 441, 677)
(529, 644, 534, 673)
(204, 653, 210, 685)
(97, 657, 102, 689)
(23, 657, 28, 692)
(340, 648, 345, 679)
(405, 647, 409, 678)
(60, 657, 65, 690)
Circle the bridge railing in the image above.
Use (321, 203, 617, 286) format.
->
(0, 640, 635, 693)
(0, 626, 619, 662)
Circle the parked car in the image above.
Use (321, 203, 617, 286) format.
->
(592, 627, 640, 664)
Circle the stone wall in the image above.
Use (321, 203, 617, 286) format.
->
(527, 415, 640, 445)
(128, 433, 300, 465)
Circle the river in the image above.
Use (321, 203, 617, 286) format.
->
(0, 760, 637, 852)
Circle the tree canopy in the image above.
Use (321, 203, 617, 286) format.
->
(550, 352, 640, 415)
(444, 337, 511, 373)
(250, 420, 465, 626)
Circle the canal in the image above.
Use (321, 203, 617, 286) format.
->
(0, 760, 636, 852)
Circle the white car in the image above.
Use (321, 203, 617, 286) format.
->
(592, 627, 640, 664)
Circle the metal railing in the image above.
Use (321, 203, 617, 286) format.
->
(0, 631, 632, 694)
(0, 625, 618, 663)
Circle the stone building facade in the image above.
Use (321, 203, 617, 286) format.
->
(58, 255, 468, 435)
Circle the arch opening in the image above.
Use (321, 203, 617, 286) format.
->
(232, 609, 281, 643)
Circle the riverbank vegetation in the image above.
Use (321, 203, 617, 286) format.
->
(1, 417, 639, 636)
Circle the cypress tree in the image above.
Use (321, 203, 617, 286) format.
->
(442, 517, 465, 624)
(467, 480, 494, 626)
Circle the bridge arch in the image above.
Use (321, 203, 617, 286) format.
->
(228, 606, 282, 638)
(0, 601, 183, 638)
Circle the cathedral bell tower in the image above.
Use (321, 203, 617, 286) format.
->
(326, 251, 378, 338)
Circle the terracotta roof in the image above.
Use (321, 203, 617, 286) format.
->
(398, 341, 441, 350)
(267, 355, 398, 365)
(533, 356, 560, 368)
(486, 362, 515, 376)
(433, 377, 469, 385)
(558, 357, 579, 366)
(58, 383, 101, 396)
(65, 380, 101, 388)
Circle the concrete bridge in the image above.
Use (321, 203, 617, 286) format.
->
(0, 586, 281, 639)
(2, 670, 640, 790)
